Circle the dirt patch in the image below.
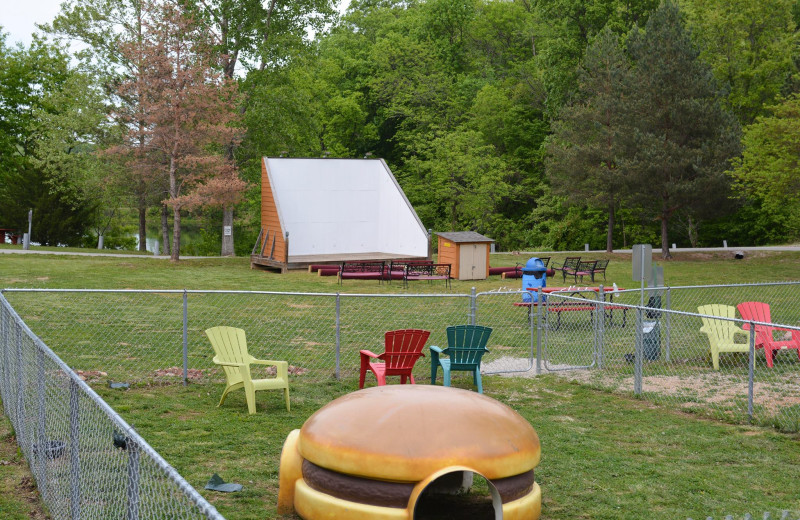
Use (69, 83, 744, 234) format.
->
(560, 369, 800, 416)
(154, 367, 205, 381)
(483, 356, 800, 417)
(75, 370, 108, 382)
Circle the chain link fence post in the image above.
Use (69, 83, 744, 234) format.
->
(748, 320, 755, 422)
(665, 287, 671, 362)
(183, 290, 189, 386)
(69, 378, 81, 520)
(335, 293, 341, 380)
(36, 347, 48, 502)
(16, 324, 25, 438)
(596, 286, 604, 370)
(634, 307, 643, 395)
(127, 437, 141, 520)
(470, 287, 477, 326)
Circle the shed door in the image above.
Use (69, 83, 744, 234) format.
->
(458, 244, 487, 280)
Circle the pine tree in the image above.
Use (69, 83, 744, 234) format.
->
(624, 1, 740, 258)
(546, 27, 632, 252)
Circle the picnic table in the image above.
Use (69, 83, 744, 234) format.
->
(514, 286, 627, 330)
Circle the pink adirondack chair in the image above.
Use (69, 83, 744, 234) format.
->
(736, 301, 800, 368)
(359, 329, 431, 388)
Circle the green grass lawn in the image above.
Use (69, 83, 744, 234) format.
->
(1, 249, 800, 519)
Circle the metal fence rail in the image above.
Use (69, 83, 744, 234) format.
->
(0, 293, 225, 520)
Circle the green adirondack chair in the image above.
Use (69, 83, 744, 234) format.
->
(697, 305, 750, 370)
(205, 326, 290, 414)
(430, 325, 492, 393)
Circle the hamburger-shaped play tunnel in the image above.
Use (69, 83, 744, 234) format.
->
(277, 385, 541, 519)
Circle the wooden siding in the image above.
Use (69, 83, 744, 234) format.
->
(437, 236, 460, 278)
(260, 159, 286, 260)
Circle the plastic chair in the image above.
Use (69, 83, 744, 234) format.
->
(430, 325, 492, 393)
(204, 326, 290, 414)
(359, 329, 431, 388)
(697, 304, 750, 370)
(736, 302, 800, 368)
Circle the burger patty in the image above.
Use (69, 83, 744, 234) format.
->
(302, 460, 535, 508)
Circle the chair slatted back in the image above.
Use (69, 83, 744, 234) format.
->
(446, 325, 492, 367)
(737, 301, 775, 344)
(561, 257, 581, 270)
(594, 259, 609, 269)
(383, 329, 430, 370)
(698, 304, 741, 343)
(205, 326, 250, 385)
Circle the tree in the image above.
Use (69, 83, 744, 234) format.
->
(0, 34, 103, 245)
(546, 27, 632, 252)
(45, 0, 159, 251)
(624, 1, 740, 258)
(728, 93, 800, 236)
(685, 0, 798, 125)
(113, 0, 243, 261)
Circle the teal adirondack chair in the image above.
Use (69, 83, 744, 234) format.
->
(430, 325, 493, 393)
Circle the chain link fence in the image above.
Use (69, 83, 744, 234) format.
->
(2, 283, 799, 431)
(535, 282, 800, 431)
(2, 283, 800, 518)
(0, 292, 224, 519)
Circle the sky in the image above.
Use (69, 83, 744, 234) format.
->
(1, 0, 65, 47)
(2, 0, 351, 48)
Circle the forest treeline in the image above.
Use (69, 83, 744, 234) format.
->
(1, 0, 799, 259)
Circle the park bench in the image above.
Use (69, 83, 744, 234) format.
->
(590, 259, 609, 281)
(388, 260, 433, 282)
(403, 263, 451, 289)
(338, 261, 386, 284)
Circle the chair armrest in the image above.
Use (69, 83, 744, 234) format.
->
(212, 356, 246, 368)
(251, 358, 288, 379)
(359, 349, 381, 359)
(251, 358, 288, 368)
(430, 345, 444, 354)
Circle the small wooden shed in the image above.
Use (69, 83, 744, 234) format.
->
(436, 232, 494, 280)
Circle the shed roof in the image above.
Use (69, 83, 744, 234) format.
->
(436, 231, 494, 243)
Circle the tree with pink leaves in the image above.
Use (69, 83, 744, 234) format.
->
(112, 0, 244, 261)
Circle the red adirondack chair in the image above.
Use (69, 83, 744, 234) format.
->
(736, 301, 800, 368)
(359, 329, 431, 388)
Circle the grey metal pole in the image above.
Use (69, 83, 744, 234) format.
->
(37, 347, 48, 501)
(536, 291, 543, 375)
(470, 287, 477, 325)
(69, 378, 81, 520)
(664, 287, 671, 363)
(748, 321, 755, 421)
(127, 438, 141, 520)
(16, 325, 24, 434)
(596, 286, 604, 370)
(634, 307, 643, 395)
(335, 293, 341, 380)
(1, 304, 8, 405)
(182, 291, 188, 386)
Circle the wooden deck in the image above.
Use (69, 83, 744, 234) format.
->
(250, 252, 429, 273)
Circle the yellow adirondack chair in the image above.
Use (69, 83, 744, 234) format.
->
(205, 326, 290, 414)
(697, 305, 750, 370)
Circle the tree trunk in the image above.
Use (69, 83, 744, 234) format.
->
(171, 206, 181, 262)
(606, 202, 615, 253)
(661, 215, 672, 259)
(161, 203, 170, 257)
(137, 204, 147, 252)
(221, 207, 234, 256)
